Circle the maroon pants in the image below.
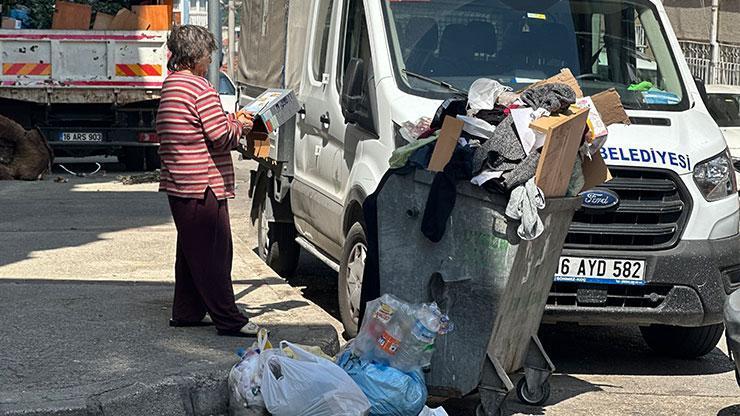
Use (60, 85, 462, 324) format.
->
(168, 188, 248, 332)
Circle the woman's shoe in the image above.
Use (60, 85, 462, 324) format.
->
(217, 321, 262, 337)
(169, 315, 214, 327)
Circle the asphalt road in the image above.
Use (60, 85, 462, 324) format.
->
(2, 156, 738, 415)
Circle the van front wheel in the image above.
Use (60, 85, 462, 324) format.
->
(339, 223, 367, 337)
(640, 323, 724, 358)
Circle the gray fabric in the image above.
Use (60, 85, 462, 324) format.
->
(238, 0, 310, 91)
(472, 115, 525, 173)
(502, 151, 540, 190)
(519, 83, 577, 113)
(505, 178, 546, 241)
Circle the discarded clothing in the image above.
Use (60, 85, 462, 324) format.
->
(472, 115, 526, 174)
(520, 83, 576, 114)
(566, 157, 585, 197)
(431, 98, 467, 130)
(474, 106, 508, 127)
(399, 117, 432, 142)
(467, 78, 512, 115)
(505, 178, 546, 241)
(457, 115, 496, 139)
(501, 151, 540, 191)
(389, 134, 439, 169)
(421, 144, 474, 242)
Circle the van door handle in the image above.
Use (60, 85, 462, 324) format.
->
(320, 113, 330, 127)
(297, 105, 306, 116)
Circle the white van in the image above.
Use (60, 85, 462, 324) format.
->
(238, 0, 740, 358)
(705, 84, 740, 182)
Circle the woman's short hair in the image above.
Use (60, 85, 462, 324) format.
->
(166, 25, 217, 72)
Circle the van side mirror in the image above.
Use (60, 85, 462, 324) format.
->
(694, 76, 709, 104)
(341, 58, 365, 121)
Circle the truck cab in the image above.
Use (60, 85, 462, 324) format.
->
(244, 0, 739, 357)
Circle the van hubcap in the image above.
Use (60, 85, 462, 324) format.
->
(346, 242, 366, 323)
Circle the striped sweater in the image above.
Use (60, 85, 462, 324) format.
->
(156, 71, 243, 200)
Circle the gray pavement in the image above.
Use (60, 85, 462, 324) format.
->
(0, 157, 738, 415)
(0, 157, 343, 415)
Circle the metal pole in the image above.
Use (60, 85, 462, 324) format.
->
(208, 0, 222, 87)
(709, 0, 720, 84)
(182, 0, 190, 25)
(228, 0, 235, 80)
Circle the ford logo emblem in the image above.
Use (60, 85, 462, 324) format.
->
(579, 188, 620, 210)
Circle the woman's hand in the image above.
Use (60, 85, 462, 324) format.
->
(236, 110, 254, 133)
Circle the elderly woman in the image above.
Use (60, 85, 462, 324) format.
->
(157, 25, 258, 337)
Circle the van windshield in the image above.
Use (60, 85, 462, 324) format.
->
(382, 0, 687, 110)
(706, 93, 740, 127)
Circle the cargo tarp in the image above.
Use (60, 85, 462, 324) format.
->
(238, 0, 311, 91)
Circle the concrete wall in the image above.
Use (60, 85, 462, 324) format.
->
(663, 0, 740, 45)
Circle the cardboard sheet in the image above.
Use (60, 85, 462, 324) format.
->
(532, 108, 590, 197)
(109, 8, 138, 30)
(524, 68, 584, 98)
(428, 116, 464, 172)
(52, 1, 92, 30)
(132, 5, 170, 31)
(581, 152, 613, 192)
(242, 89, 301, 135)
(590, 88, 631, 126)
(92, 12, 114, 30)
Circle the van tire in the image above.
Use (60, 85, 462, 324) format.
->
(339, 223, 367, 337)
(639, 323, 724, 358)
(257, 204, 300, 278)
(119, 147, 145, 172)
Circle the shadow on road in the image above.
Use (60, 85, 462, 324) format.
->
(540, 323, 734, 376)
(718, 404, 740, 416)
(0, 161, 170, 269)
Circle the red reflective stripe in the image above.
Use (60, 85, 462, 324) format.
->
(28, 64, 50, 76)
(140, 64, 162, 76)
(116, 64, 137, 77)
(4, 63, 25, 75)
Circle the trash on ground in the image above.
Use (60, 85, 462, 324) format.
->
(0, 115, 53, 181)
(118, 170, 160, 185)
(337, 344, 427, 416)
(228, 329, 274, 413)
(261, 341, 371, 416)
(352, 294, 452, 373)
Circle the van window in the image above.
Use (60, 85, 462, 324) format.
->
(381, 0, 687, 111)
(706, 93, 740, 127)
(338, 0, 376, 131)
(311, 0, 334, 82)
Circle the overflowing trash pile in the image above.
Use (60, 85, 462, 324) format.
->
(228, 296, 451, 416)
(390, 68, 629, 242)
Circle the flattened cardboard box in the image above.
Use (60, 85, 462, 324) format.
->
(243, 88, 301, 135)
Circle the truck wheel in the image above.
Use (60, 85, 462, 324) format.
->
(257, 203, 299, 278)
(640, 323, 724, 358)
(145, 147, 161, 170)
(339, 222, 366, 337)
(119, 147, 145, 172)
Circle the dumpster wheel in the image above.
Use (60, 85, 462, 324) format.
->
(516, 377, 550, 406)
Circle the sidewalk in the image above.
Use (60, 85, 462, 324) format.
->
(0, 159, 343, 416)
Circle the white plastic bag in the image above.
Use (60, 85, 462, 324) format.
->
(467, 78, 512, 114)
(419, 406, 449, 416)
(228, 329, 274, 412)
(261, 341, 371, 416)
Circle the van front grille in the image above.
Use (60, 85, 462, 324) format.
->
(547, 282, 672, 309)
(564, 168, 691, 250)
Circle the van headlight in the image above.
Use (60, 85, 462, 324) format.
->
(693, 149, 738, 201)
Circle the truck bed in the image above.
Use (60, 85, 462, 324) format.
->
(0, 29, 167, 105)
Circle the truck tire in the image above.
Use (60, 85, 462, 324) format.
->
(640, 323, 724, 358)
(145, 147, 161, 170)
(257, 203, 300, 278)
(339, 222, 367, 337)
(119, 147, 145, 172)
